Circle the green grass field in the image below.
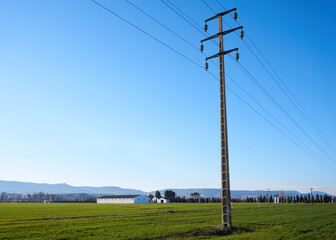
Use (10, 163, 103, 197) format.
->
(0, 203, 335, 239)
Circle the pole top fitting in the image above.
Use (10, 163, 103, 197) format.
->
(205, 8, 237, 23)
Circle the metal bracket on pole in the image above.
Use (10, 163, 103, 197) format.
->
(201, 27, 243, 43)
(206, 48, 238, 61)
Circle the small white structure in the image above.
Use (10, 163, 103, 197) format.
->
(274, 196, 280, 204)
(97, 195, 149, 204)
(152, 197, 170, 203)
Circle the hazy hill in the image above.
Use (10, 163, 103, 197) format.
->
(0, 180, 145, 195)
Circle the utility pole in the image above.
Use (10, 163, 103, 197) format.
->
(310, 188, 314, 204)
(267, 188, 270, 203)
(200, 9, 243, 230)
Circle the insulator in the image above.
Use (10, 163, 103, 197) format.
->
(235, 52, 239, 61)
(233, 12, 237, 21)
(240, 30, 244, 39)
(200, 44, 204, 52)
(205, 62, 208, 71)
(204, 24, 208, 32)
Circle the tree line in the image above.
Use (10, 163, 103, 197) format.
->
(150, 190, 336, 204)
(0, 192, 96, 203)
(1, 190, 335, 204)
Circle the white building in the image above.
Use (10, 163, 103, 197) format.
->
(97, 195, 149, 204)
(152, 197, 170, 203)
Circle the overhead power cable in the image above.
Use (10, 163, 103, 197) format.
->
(160, 0, 207, 38)
(226, 85, 336, 174)
(201, 0, 216, 14)
(122, 0, 333, 167)
(124, 0, 198, 52)
(123, 0, 218, 68)
(90, 0, 202, 70)
(226, 75, 336, 172)
(174, 0, 336, 166)
(167, 0, 206, 31)
(214, 0, 336, 155)
(163, 0, 219, 46)
(150, 0, 336, 171)
(233, 56, 336, 167)
(89, 0, 336, 174)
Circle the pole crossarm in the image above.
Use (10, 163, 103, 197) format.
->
(206, 48, 238, 61)
(205, 8, 237, 23)
(201, 26, 243, 43)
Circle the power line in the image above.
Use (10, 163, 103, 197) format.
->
(175, 0, 336, 167)
(160, 0, 207, 38)
(214, 0, 336, 155)
(233, 56, 336, 167)
(150, 0, 336, 171)
(90, 0, 203, 70)
(163, 0, 219, 46)
(226, 74, 336, 172)
(90, 0, 336, 174)
(123, 0, 324, 160)
(245, 34, 336, 155)
(123, 0, 218, 68)
(226, 85, 336, 174)
(158, 0, 336, 172)
(167, 0, 204, 30)
(246, 34, 336, 154)
(123, 0, 198, 52)
(215, 0, 226, 11)
(124, 0, 318, 161)
(201, 0, 216, 14)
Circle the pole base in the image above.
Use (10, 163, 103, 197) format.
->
(215, 225, 236, 235)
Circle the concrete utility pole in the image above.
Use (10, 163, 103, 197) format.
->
(310, 188, 314, 204)
(200, 8, 243, 230)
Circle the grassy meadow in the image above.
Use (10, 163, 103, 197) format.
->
(0, 203, 335, 239)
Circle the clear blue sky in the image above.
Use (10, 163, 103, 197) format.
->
(0, 0, 335, 194)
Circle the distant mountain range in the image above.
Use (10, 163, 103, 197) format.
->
(0, 180, 145, 195)
(0, 180, 333, 198)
